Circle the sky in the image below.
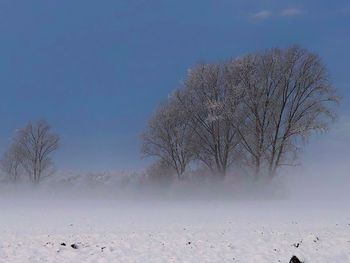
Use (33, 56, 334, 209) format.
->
(0, 0, 349, 172)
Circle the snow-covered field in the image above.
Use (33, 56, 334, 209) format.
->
(0, 196, 349, 263)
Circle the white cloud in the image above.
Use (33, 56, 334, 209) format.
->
(250, 10, 272, 20)
(249, 8, 304, 20)
(281, 8, 303, 17)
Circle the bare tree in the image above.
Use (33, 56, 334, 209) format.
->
(231, 46, 339, 178)
(11, 120, 60, 183)
(142, 46, 338, 181)
(0, 144, 22, 181)
(228, 53, 280, 178)
(176, 63, 244, 176)
(141, 95, 194, 179)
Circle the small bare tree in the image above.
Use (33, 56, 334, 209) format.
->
(141, 96, 194, 179)
(11, 120, 60, 183)
(0, 144, 22, 181)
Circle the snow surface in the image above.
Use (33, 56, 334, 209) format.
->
(0, 196, 349, 263)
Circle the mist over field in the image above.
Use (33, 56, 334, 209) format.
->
(1, 115, 349, 201)
(1, 1, 350, 262)
(1, 112, 349, 263)
(0, 112, 349, 213)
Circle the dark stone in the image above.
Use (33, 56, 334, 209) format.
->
(187, 242, 191, 245)
(60, 243, 66, 246)
(289, 255, 302, 263)
(71, 244, 78, 249)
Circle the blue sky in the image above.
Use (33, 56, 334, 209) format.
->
(0, 0, 349, 172)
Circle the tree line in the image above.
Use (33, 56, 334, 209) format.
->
(141, 46, 339, 180)
(0, 46, 339, 184)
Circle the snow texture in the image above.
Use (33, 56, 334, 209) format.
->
(0, 199, 349, 263)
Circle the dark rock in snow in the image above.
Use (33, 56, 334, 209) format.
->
(289, 255, 302, 263)
(60, 243, 66, 246)
(71, 244, 78, 249)
(187, 242, 191, 245)
(293, 243, 300, 248)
